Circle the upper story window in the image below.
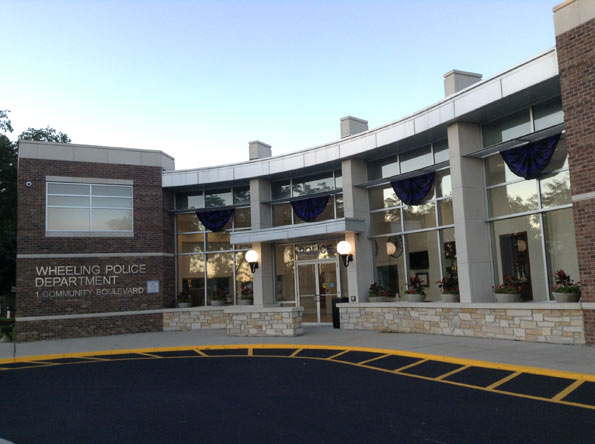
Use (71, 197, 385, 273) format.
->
(482, 97, 564, 147)
(46, 182, 133, 232)
(367, 140, 448, 181)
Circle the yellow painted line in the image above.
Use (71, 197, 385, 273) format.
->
(486, 371, 522, 390)
(394, 359, 428, 373)
(551, 379, 585, 402)
(436, 365, 469, 381)
(1, 343, 594, 382)
(358, 353, 392, 366)
(248, 347, 253, 357)
(327, 350, 350, 360)
(290, 348, 303, 357)
(194, 349, 208, 357)
(138, 352, 161, 358)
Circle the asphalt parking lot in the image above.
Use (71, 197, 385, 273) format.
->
(1, 345, 593, 443)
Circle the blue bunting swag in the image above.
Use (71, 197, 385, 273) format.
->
(291, 195, 330, 222)
(196, 208, 234, 232)
(500, 134, 561, 180)
(391, 172, 435, 206)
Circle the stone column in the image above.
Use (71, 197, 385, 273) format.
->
(341, 158, 374, 301)
(249, 177, 274, 306)
(448, 122, 493, 302)
(554, 0, 595, 342)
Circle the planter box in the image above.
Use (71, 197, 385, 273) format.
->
(211, 300, 225, 307)
(368, 296, 387, 302)
(238, 299, 253, 305)
(552, 292, 580, 303)
(177, 302, 192, 308)
(406, 294, 426, 302)
(495, 293, 520, 303)
(440, 293, 460, 303)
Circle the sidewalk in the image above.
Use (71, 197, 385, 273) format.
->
(1, 325, 594, 375)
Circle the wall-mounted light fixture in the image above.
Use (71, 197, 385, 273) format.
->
(337, 241, 353, 267)
(246, 249, 259, 273)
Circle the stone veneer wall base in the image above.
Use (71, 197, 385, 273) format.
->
(338, 302, 587, 345)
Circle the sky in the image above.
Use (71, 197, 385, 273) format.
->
(2, 0, 557, 169)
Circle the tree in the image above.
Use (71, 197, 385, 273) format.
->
(0, 111, 71, 295)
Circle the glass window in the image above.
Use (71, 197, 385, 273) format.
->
(272, 180, 291, 200)
(292, 173, 334, 196)
(436, 170, 452, 197)
(206, 232, 231, 251)
(206, 252, 233, 305)
(177, 214, 204, 233)
(234, 207, 251, 229)
(542, 137, 568, 173)
(177, 233, 205, 253)
(178, 254, 205, 307)
(491, 215, 546, 301)
(374, 237, 406, 298)
(543, 209, 579, 298)
(403, 202, 436, 231)
(235, 251, 253, 304)
(405, 231, 440, 301)
(47, 182, 133, 232)
(334, 170, 343, 189)
(370, 210, 402, 236)
(486, 155, 520, 186)
(233, 187, 250, 205)
(400, 146, 432, 174)
(540, 171, 571, 208)
(205, 189, 232, 208)
(533, 97, 564, 131)
(440, 228, 457, 279)
(482, 109, 531, 147)
(488, 180, 538, 217)
(273, 203, 292, 227)
(433, 140, 449, 164)
(369, 186, 399, 210)
(438, 199, 453, 226)
(275, 245, 295, 303)
(176, 193, 204, 210)
(368, 157, 398, 181)
(336, 195, 344, 218)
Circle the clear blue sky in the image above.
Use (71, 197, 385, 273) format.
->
(2, 0, 557, 168)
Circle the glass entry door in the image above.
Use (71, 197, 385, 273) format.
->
(297, 260, 340, 323)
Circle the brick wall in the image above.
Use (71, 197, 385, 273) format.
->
(556, 16, 595, 343)
(16, 158, 174, 341)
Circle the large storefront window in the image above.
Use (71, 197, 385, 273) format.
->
(271, 170, 343, 227)
(485, 135, 577, 301)
(175, 187, 251, 306)
(369, 168, 455, 301)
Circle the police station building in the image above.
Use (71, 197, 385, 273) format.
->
(15, 0, 595, 344)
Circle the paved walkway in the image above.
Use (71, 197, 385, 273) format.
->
(2, 326, 594, 375)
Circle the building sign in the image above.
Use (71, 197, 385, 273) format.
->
(295, 244, 335, 261)
(146, 280, 160, 294)
(34, 263, 148, 299)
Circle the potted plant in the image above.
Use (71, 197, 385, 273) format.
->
(552, 270, 581, 302)
(177, 291, 192, 308)
(492, 275, 524, 303)
(368, 283, 387, 302)
(239, 283, 254, 305)
(211, 288, 227, 306)
(437, 273, 459, 302)
(406, 275, 426, 302)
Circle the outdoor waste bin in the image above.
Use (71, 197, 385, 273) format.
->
(332, 297, 349, 328)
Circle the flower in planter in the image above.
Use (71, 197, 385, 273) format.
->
(492, 274, 526, 294)
(408, 275, 426, 296)
(436, 273, 459, 295)
(178, 291, 191, 303)
(552, 270, 581, 294)
(240, 282, 254, 300)
(368, 282, 385, 297)
(213, 288, 227, 301)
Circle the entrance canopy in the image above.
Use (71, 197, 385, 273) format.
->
(229, 218, 367, 244)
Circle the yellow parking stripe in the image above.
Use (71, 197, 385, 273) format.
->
(358, 353, 392, 365)
(194, 349, 208, 357)
(327, 350, 349, 360)
(290, 348, 303, 357)
(436, 365, 469, 380)
(486, 371, 522, 390)
(551, 379, 584, 402)
(394, 359, 427, 373)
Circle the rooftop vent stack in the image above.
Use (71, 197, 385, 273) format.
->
(249, 140, 272, 160)
(340, 116, 368, 139)
(443, 70, 482, 97)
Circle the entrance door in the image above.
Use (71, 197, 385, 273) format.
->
(297, 260, 340, 323)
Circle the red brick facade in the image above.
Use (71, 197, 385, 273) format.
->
(556, 17, 595, 342)
(16, 158, 174, 341)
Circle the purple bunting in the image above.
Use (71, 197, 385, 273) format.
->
(291, 195, 330, 222)
(500, 134, 561, 180)
(196, 208, 234, 232)
(391, 172, 435, 206)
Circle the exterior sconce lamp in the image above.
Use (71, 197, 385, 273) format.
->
(246, 249, 259, 273)
(337, 241, 353, 267)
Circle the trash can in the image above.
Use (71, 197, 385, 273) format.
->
(332, 297, 349, 329)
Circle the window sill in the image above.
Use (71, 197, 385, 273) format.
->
(45, 231, 134, 238)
